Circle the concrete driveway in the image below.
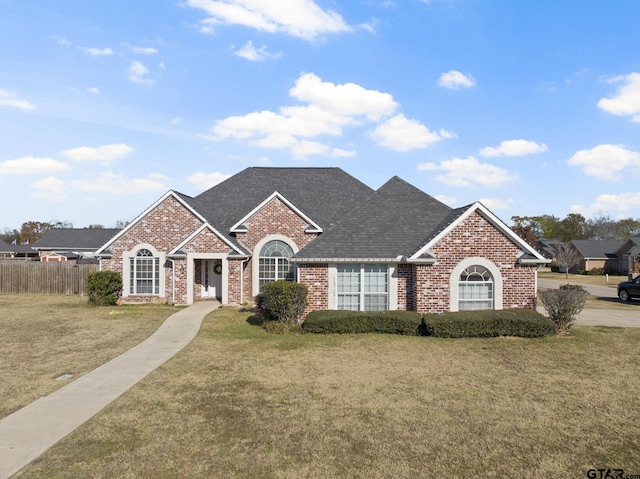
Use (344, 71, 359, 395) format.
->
(538, 278, 640, 328)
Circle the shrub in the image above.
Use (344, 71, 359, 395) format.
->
(586, 268, 605, 276)
(539, 284, 588, 333)
(303, 310, 422, 335)
(424, 309, 555, 338)
(259, 281, 308, 323)
(87, 270, 122, 306)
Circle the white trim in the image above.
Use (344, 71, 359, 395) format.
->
(96, 190, 207, 255)
(186, 252, 229, 305)
(169, 223, 244, 256)
(410, 202, 548, 264)
(449, 257, 503, 312)
(230, 191, 323, 234)
(252, 235, 299, 297)
(122, 243, 166, 299)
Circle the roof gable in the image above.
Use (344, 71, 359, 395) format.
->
(410, 202, 548, 264)
(187, 167, 374, 235)
(230, 191, 322, 233)
(96, 190, 205, 254)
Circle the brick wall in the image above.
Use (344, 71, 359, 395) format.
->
(100, 195, 203, 304)
(299, 263, 329, 317)
(234, 196, 319, 302)
(415, 211, 537, 313)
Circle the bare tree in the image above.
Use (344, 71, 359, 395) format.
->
(555, 243, 580, 278)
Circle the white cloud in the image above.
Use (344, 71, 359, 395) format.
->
(171, 117, 183, 125)
(233, 40, 283, 61)
(435, 194, 456, 206)
(128, 61, 154, 85)
(437, 70, 476, 89)
(590, 192, 640, 214)
(290, 72, 397, 121)
(73, 172, 167, 195)
(568, 144, 640, 180)
(0, 89, 36, 110)
(479, 139, 548, 157)
(479, 198, 513, 210)
(87, 87, 100, 94)
(597, 72, 640, 122)
(31, 176, 67, 201)
(0, 156, 69, 175)
(187, 172, 232, 190)
(369, 114, 453, 151)
(185, 0, 352, 40)
(61, 144, 134, 162)
(125, 44, 159, 54)
(80, 46, 113, 56)
(253, 134, 355, 159)
(209, 72, 446, 158)
(417, 156, 518, 187)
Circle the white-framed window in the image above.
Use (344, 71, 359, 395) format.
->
(337, 264, 388, 311)
(129, 248, 160, 295)
(458, 265, 493, 311)
(258, 240, 295, 290)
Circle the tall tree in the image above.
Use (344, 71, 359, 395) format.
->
(558, 213, 587, 242)
(616, 218, 640, 240)
(20, 221, 51, 244)
(586, 213, 617, 240)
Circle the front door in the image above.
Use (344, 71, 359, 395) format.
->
(202, 259, 222, 300)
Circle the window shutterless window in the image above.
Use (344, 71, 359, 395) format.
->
(458, 265, 493, 311)
(129, 249, 160, 295)
(337, 264, 388, 311)
(258, 240, 295, 290)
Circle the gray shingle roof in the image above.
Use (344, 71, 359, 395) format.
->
(0, 239, 36, 255)
(294, 176, 453, 260)
(569, 240, 621, 259)
(32, 229, 121, 251)
(181, 167, 374, 252)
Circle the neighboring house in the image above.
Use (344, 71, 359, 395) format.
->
(615, 236, 640, 276)
(0, 239, 38, 259)
(32, 228, 121, 263)
(536, 238, 561, 262)
(96, 167, 549, 315)
(566, 240, 620, 273)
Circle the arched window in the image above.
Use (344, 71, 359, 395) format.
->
(130, 248, 159, 295)
(458, 265, 493, 311)
(258, 240, 294, 290)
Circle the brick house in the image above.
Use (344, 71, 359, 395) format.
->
(96, 167, 548, 315)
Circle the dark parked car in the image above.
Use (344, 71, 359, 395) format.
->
(617, 277, 640, 301)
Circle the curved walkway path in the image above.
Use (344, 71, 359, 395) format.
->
(539, 278, 640, 327)
(0, 301, 219, 479)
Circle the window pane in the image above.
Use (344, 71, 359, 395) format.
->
(337, 264, 360, 293)
(364, 264, 387, 293)
(459, 264, 493, 311)
(338, 294, 360, 311)
(364, 294, 387, 311)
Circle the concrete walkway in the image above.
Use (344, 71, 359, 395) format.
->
(0, 301, 219, 479)
(538, 278, 640, 328)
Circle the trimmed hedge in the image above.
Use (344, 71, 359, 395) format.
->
(425, 309, 555, 338)
(302, 308, 555, 338)
(302, 310, 422, 335)
(259, 280, 308, 323)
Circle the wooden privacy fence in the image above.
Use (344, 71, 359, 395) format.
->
(0, 262, 99, 295)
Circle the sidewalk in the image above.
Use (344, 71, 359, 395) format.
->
(0, 301, 219, 479)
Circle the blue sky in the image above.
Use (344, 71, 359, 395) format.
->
(1, 0, 640, 230)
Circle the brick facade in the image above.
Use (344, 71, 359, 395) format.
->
(233, 196, 319, 303)
(100, 191, 539, 313)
